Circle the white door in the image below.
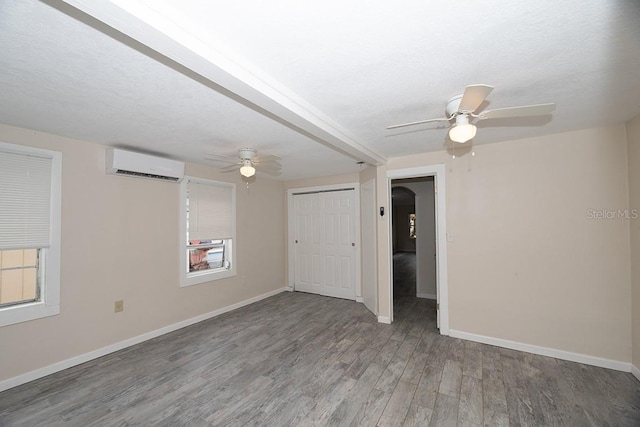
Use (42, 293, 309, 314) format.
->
(361, 179, 377, 314)
(294, 193, 322, 295)
(293, 190, 356, 300)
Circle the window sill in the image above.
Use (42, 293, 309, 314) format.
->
(0, 301, 60, 327)
(180, 268, 236, 287)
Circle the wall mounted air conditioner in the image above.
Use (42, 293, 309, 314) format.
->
(106, 148, 184, 182)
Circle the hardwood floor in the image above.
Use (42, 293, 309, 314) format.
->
(1, 290, 639, 426)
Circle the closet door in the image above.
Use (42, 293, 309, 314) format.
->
(293, 190, 356, 300)
(321, 190, 356, 299)
(293, 193, 322, 295)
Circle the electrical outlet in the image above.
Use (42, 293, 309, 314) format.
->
(114, 300, 124, 313)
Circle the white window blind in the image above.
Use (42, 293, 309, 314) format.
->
(187, 180, 233, 241)
(0, 149, 53, 250)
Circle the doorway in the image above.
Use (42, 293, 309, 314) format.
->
(391, 179, 438, 329)
(386, 165, 449, 334)
(391, 186, 417, 299)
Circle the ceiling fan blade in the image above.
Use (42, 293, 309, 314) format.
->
(219, 164, 240, 172)
(256, 163, 282, 173)
(204, 153, 239, 163)
(458, 84, 494, 113)
(253, 154, 281, 164)
(479, 103, 556, 120)
(386, 117, 450, 130)
(255, 160, 282, 169)
(258, 169, 282, 177)
(257, 163, 282, 172)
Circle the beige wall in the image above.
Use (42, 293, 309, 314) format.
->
(386, 125, 632, 362)
(4, 119, 634, 383)
(282, 172, 360, 191)
(376, 164, 391, 319)
(359, 164, 377, 184)
(627, 114, 640, 369)
(0, 124, 285, 383)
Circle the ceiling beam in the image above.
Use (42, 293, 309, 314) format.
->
(59, 0, 387, 166)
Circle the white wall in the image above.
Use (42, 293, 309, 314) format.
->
(382, 125, 632, 364)
(0, 124, 285, 384)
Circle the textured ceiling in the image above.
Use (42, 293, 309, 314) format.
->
(1, 0, 639, 180)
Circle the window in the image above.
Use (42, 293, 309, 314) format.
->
(0, 249, 39, 307)
(0, 142, 61, 327)
(409, 213, 416, 239)
(180, 176, 235, 286)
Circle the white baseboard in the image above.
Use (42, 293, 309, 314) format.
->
(378, 316, 391, 324)
(416, 293, 436, 300)
(285, 286, 294, 292)
(632, 364, 640, 381)
(449, 329, 632, 373)
(355, 296, 364, 303)
(0, 287, 287, 393)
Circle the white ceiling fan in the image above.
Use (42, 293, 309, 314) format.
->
(205, 148, 281, 177)
(387, 84, 556, 143)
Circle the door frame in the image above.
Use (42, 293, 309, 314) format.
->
(287, 183, 361, 300)
(386, 165, 449, 335)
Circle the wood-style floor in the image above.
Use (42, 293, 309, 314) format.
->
(1, 260, 639, 425)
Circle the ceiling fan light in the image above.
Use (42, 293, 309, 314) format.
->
(240, 164, 255, 177)
(449, 123, 477, 143)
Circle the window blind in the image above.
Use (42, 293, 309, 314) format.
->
(0, 149, 52, 251)
(187, 180, 233, 241)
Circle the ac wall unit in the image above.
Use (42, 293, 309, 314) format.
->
(106, 148, 184, 182)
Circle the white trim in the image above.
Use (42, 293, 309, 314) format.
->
(179, 176, 237, 287)
(286, 183, 361, 300)
(0, 287, 286, 393)
(449, 329, 632, 373)
(417, 293, 437, 300)
(355, 296, 364, 303)
(386, 164, 449, 335)
(377, 316, 391, 324)
(632, 364, 640, 381)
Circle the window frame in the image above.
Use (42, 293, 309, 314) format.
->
(0, 142, 61, 327)
(179, 176, 236, 287)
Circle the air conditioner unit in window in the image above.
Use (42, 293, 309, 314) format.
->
(105, 148, 184, 182)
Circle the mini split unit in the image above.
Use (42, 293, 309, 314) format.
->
(105, 148, 184, 182)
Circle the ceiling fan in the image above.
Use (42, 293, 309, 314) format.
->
(387, 84, 556, 143)
(205, 148, 281, 177)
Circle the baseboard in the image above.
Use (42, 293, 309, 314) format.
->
(285, 286, 294, 292)
(632, 364, 640, 381)
(378, 316, 391, 324)
(416, 293, 436, 300)
(355, 296, 364, 303)
(0, 287, 287, 393)
(449, 329, 632, 373)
